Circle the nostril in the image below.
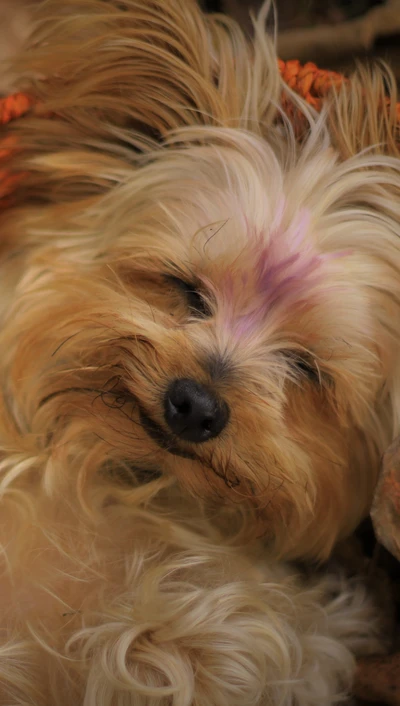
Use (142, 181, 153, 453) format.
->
(176, 400, 191, 415)
(164, 378, 229, 443)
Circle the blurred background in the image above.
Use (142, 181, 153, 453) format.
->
(203, 0, 400, 84)
(0, 0, 399, 93)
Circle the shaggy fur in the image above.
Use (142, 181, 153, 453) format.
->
(0, 0, 399, 703)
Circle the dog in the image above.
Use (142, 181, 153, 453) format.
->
(0, 0, 399, 702)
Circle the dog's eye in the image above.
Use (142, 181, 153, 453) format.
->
(295, 357, 320, 383)
(282, 351, 320, 384)
(167, 276, 211, 318)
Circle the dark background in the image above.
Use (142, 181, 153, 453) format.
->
(203, 0, 400, 85)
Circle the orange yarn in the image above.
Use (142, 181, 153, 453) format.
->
(278, 58, 400, 123)
(0, 93, 34, 202)
(278, 58, 345, 112)
(0, 92, 34, 126)
(0, 61, 399, 204)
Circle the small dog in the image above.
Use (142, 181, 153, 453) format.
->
(0, 0, 399, 702)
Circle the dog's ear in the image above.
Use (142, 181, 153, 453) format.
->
(326, 63, 399, 159)
(10, 0, 215, 141)
(2, 0, 282, 210)
(3, 0, 231, 208)
(10, 0, 255, 142)
(9, 0, 283, 142)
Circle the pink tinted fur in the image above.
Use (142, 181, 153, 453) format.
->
(215, 209, 332, 339)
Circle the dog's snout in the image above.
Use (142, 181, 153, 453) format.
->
(164, 378, 229, 443)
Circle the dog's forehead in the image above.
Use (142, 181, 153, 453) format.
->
(191, 194, 303, 255)
(197, 207, 318, 285)
(195, 208, 336, 341)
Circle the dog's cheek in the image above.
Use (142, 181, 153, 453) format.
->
(276, 387, 380, 560)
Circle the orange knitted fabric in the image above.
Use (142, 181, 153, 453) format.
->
(0, 93, 35, 202)
(0, 61, 399, 204)
(278, 58, 345, 112)
(278, 58, 400, 123)
(0, 92, 34, 126)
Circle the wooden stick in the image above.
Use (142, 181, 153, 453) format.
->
(277, 0, 400, 63)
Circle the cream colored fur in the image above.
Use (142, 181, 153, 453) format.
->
(0, 0, 398, 703)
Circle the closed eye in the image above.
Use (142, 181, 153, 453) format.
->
(166, 276, 211, 318)
(281, 350, 321, 385)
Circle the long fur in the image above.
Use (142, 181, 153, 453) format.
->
(0, 0, 399, 702)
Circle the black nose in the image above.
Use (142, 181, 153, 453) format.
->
(164, 378, 229, 443)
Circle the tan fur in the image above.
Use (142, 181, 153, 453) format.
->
(0, 0, 398, 702)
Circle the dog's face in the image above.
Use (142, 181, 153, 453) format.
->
(14, 128, 396, 561)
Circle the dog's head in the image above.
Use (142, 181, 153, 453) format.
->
(6, 128, 397, 560)
(3, 0, 400, 560)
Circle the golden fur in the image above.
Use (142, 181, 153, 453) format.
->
(0, 0, 399, 702)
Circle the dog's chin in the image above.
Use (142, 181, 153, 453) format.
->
(138, 405, 198, 461)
